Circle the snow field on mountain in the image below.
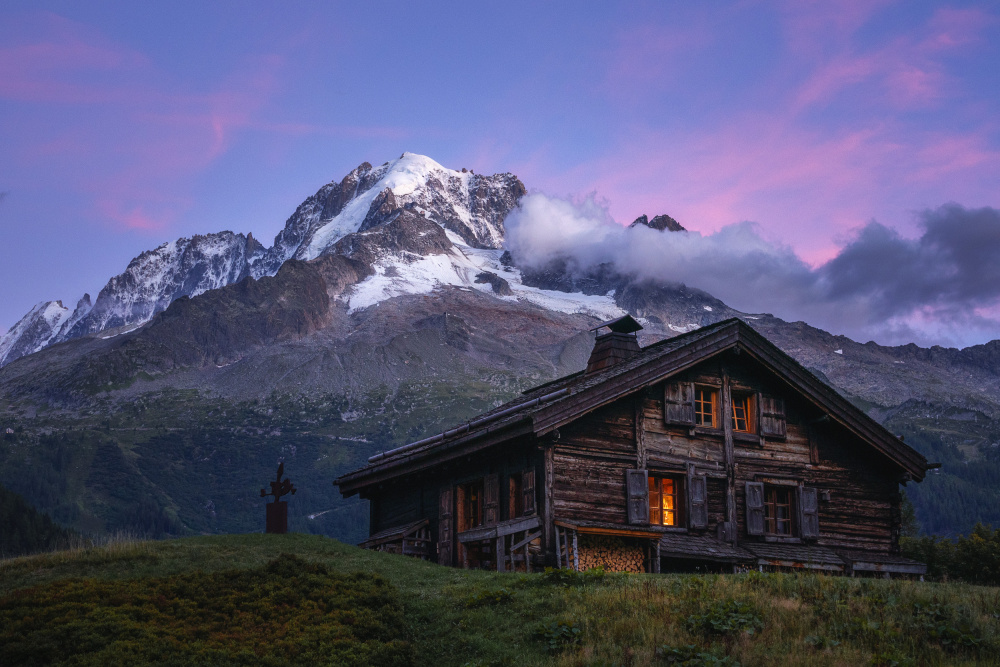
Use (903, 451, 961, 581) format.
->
(343, 232, 625, 322)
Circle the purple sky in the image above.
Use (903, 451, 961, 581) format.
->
(2, 1, 999, 345)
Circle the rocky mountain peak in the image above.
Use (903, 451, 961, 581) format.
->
(629, 213, 686, 232)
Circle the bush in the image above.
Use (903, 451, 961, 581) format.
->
(535, 620, 582, 653)
(686, 600, 763, 637)
(464, 587, 513, 608)
(901, 523, 1000, 585)
(0, 554, 414, 666)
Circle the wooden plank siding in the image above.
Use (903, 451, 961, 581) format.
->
(637, 355, 903, 555)
(551, 399, 637, 526)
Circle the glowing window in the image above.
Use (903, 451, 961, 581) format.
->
(648, 475, 682, 526)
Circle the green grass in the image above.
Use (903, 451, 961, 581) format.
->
(3, 534, 1000, 666)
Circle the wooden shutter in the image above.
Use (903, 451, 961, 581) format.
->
(799, 486, 819, 538)
(484, 473, 499, 525)
(522, 469, 536, 516)
(745, 482, 765, 536)
(438, 487, 453, 566)
(626, 469, 650, 524)
(688, 474, 708, 529)
(664, 382, 695, 425)
(759, 395, 786, 438)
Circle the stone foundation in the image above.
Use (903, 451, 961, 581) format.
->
(577, 534, 646, 573)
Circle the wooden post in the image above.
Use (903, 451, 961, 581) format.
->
(543, 446, 555, 566)
(496, 534, 505, 572)
(654, 539, 661, 574)
(634, 394, 647, 469)
(722, 370, 737, 545)
(554, 525, 563, 568)
(572, 530, 580, 571)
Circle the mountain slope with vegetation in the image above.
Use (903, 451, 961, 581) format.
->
(0, 484, 74, 557)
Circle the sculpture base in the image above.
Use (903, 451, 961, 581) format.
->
(266, 501, 288, 534)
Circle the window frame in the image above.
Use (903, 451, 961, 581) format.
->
(694, 386, 719, 429)
(731, 391, 757, 434)
(648, 473, 685, 527)
(508, 474, 524, 520)
(763, 484, 795, 536)
(458, 479, 485, 532)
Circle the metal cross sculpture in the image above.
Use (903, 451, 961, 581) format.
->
(261, 462, 296, 533)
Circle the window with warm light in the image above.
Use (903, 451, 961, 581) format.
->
(648, 475, 683, 526)
(694, 387, 718, 428)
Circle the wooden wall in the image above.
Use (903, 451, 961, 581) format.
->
(363, 437, 541, 556)
(552, 401, 636, 525)
(548, 352, 904, 554)
(362, 349, 908, 565)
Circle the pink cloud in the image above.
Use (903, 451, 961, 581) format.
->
(0, 13, 401, 237)
(0, 14, 318, 234)
(786, 4, 996, 114)
(777, 0, 896, 58)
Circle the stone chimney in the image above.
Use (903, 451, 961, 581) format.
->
(586, 315, 643, 373)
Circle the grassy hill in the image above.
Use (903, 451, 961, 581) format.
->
(2, 534, 999, 666)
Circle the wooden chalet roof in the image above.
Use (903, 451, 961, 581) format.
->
(336, 318, 930, 495)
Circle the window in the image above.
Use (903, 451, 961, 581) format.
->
(509, 474, 523, 519)
(764, 486, 794, 536)
(731, 392, 756, 433)
(459, 480, 484, 531)
(648, 475, 684, 526)
(694, 387, 718, 428)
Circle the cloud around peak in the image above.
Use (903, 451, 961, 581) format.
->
(505, 193, 1000, 347)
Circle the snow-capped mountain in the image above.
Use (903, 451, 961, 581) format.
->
(259, 153, 525, 274)
(0, 296, 91, 366)
(0, 154, 530, 367)
(0, 232, 265, 367)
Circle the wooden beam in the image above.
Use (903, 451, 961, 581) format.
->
(635, 394, 646, 469)
(722, 369, 737, 546)
(572, 529, 580, 572)
(544, 446, 555, 566)
(510, 530, 542, 553)
(496, 534, 505, 572)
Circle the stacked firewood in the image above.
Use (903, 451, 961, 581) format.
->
(577, 535, 645, 573)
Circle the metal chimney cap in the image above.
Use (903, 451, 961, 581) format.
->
(590, 314, 643, 334)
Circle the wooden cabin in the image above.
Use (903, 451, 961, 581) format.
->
(336, 317, 930, 577)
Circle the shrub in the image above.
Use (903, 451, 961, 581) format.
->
(535, 620, 582, 653)
(686, 600, 763, 637)
(910, 602, 982, 650)
(464, 587, 513, 608)
(901, 523, 1000, 585)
